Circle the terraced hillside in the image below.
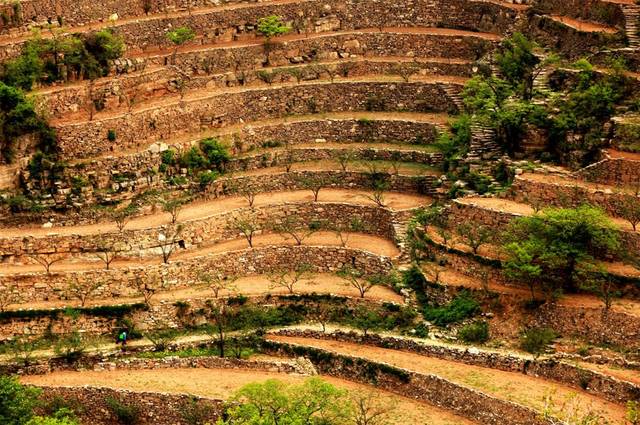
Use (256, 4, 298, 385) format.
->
(0, 0, 639, 424)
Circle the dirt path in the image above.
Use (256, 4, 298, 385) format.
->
(20, 368, 474, 425)
(517, 172, 636, 195)
(0, 189, 429, 238)
(267, 336, 627, 423)
(548, 15, 619, 33)
(577, 361, 640, 386)
(4, 273, 403, 311)
(608, 149, 640, 161)
(0, 231, 400, 274)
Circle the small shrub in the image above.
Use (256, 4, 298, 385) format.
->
(107, 129, 117, 142)
(423, 291, 479, 327)
(105, 397, 140, 425)
(457, 321, 489, 343)
(520, 327, 556, 358)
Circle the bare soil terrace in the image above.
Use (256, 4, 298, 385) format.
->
(20, 367, 474, 425)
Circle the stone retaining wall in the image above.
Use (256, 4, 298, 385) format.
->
(0, 201, 407, 258)
(36, 30, 487, 118)
(53, 81, 458, 160)
(576, 154, 640, 186)
(448, 199, 640, 258)
(263, 340, 553, 425)
(0, 0, 518, 58)
(272, 329, 640, 404)
(509, 174, 637, 219)
(37, 386, 223, 425)
(526, 14, 624, 58)
(0, 293, 387, 339)
(532, 0, 625, 28)
(4, 245, 394, 304)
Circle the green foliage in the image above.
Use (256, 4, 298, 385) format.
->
(495, 32, 539, 99)
(256, 15, 291, 39)
(0, 82, 56, 163)
(199, 138, 230, 170)
(53, 331, 86, 363)
(180, 147, 208, 170)
(457, 321, 490, 343)
(502, 206, 620, 297)
(221, 378, 349, 425)
(0, 376, 41, 425)
(107, 129, 117, 142)
(166, 27, 195, 46)
(520, 327, 556, 358)
(105, 397, 140, 425)
(424, 290, 480, 327)
(26, 417, 78, 425)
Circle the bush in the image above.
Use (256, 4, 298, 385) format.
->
(457, 321, 489, 343)
(105, 397, 140, 425)
(107, 129, 117, 142)
(0, 375, 42, 425)
(200, 138, 230, 171)
(520, 327, 556, 358)
(423, 291, 479, 326)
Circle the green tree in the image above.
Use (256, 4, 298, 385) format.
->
(494, 32, 539, 100)
(502, 206, 620, 300)
(221, 378, 349, 424)
(519, 327, 556, 359)
(166, 27, 195, 64)
(0, 375, 42, 425)
(256, 15, 291, 41)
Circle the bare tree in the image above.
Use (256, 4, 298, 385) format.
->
(391, 62, 420, 83)
(205, 299, 232, 358)
(85, 79, 97, 121)
(350, 391, 395, 425)
(162, 198, 184, 224)
(133, 273, 163, 307)
(94, 238, 122, 270)
(272, 215, 318, 245)
(66, 275, 103, 307)
(366, 181, 389, 207)
(457, 223, 492, 254)
(298, 175, 330, 202)
(334, 226, 351, 247)
(199, 272, 238, 298)
(229, 214, 259, 248)
(337, 266, 384, 298)
(0, 281, 21, 312)
(281, 143, 295, 173)
(29, 253, 66, 274)
(228, 180, 259, 207)
(337, 151, 354, 172)
(267, 263, 315, 294)
(112, 208, 133, 232)
(309, 302, 333, 332)
(158, 224, 184, 263)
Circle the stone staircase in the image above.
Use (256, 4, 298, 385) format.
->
(440, 83, 465, 112)
(392, 215, 413, 264)
(466, 124, 501, 162)
(622, 4, 640, 48)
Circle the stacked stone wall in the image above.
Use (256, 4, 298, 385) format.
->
(273, 329, 640, 403)
(576, 156, 640, 186)
(5, 245, 394, 303)
(0, 202, 403, 258)
(53, 81, 457, 160)
(532, 0, 625, 28)
(0, 0, 518, 54)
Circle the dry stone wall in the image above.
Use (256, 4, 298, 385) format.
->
(0, 202, 405, 258)
(576, 155, 640, 186)
(38, 118, 440, 197)
(37, 386, 223, 425)
(53, 81, 458, 159)
(264, 340, 554, 425)
(532, 0, 626, 28)
(448, 199, 640, 256)
(0, 0, 518, 60)
(273, 329, 640, 404)
(5, 245, 394, 303)
(509, 175, 636, 219)
(36, 30, 488, 119)
(0, 292, 385, 339)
